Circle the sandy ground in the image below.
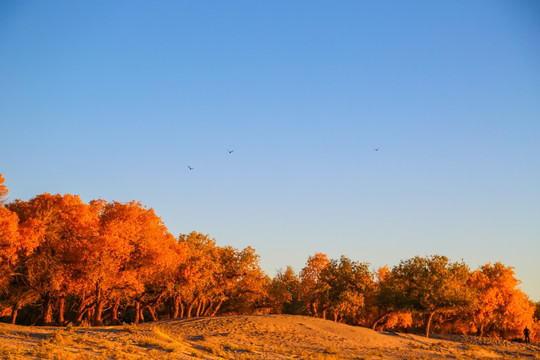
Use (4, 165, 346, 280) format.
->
(0, 314, 538, 359)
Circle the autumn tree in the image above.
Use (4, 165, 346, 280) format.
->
(4, 197, 179, 326)
(0, 206, 42, 324)
(371, 265, 413, 332)
(0, 175, 17, 285)
(174, 232, 222, 318)
(7, 194, 98, 325)
(467, 262, 535, 339)
(0, 207, 21, 287)
(300, 253, 330, 318)
(0, 174, 8, 205)
(173, 232, 268, 318)
(89, 201, 179, 325)
(0, 195, 34, 324)
(0, 176, 44, 324)
(383, 255, 475, 338)
(269, 266, 302, 314)
(221, 246, 269, 315)
(315, 256, 374, 323)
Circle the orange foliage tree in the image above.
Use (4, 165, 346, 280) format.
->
(467, 262, 535, 339)
(0, 174, 8, 205)
(173, 232, 268, 318)
(90, 201, 180, 325)
(220, 245, 269, 315)
(269, 266, 302, 314)
(3, 191, 182, 326)
(7, 193, 98, 325)
(0, 206, 42, 324)
(381, 255, 476, 338)
(174, 232, 223, 318)
(315, 256, 374, 323)
(0, 175, 43, 323)
(299, 252, 330, 318)
(0, 207, 22, 286)
(372, 265, 413, 332)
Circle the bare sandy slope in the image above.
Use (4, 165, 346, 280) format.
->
(0, 314, 538, 359)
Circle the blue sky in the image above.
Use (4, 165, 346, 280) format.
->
(1, 1, 539, 300)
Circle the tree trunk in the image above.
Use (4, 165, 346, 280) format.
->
(93, 282, 104, 326)
(58, 297, 65, 325)
(168, 298, 174, 319)
(87, 307, 94, 325)
(311, 303, 318, 318)
(77, 308, 88, 324)
(76, 294, 89, 323)
(139, 305, 145, 323)
(180, 300, 185, 318)
(425, 311, 436, 338)
(172, 297, 180, 318)
(94, 299, 104, 326)
(134, 301, 140, 324)
(210, 299, 224, 316)
(10, 305, 19, 325)
(187, 301, 195, 318)
(196, 299, 203, 317)
(43, 294, 54, 325)
(111, 301, 120, 325)
(146, 306, 158, 322)
(372, 313, 389, 331)
(479, 323, 484, 339)
(203, 299, 213, 316)
(200, 298, 208, 317)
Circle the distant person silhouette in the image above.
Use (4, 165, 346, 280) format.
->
(523, 327, 531, 343)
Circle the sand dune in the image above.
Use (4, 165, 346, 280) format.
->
(0, 314, 538, 359)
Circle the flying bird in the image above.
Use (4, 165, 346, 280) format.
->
(228, 149, 234, 154)
(188, 166, 194, 170)
(374, 148, 380, 151)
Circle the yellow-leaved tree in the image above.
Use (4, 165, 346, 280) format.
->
(300, 253, 330, 318)
(7, 193, 97, 325)
(381, 255, 476, 338)
(468, 262, 535, 339)
(90, 201, 179, 325)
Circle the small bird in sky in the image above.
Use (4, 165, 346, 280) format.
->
(188, 166, 194, 170)
(228, 149, 234, 154)
(374, 147, 380, 151)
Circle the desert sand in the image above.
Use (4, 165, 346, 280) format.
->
(0, 314, 538, 359)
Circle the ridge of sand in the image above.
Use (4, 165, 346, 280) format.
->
(0, 314, 538, 359)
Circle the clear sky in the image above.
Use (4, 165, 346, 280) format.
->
(1, 1, 539, 300)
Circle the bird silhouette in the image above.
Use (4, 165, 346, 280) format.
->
(374, 148, 380, 151)
(188, 166, 194, 170)
(228, 149, 234, 154)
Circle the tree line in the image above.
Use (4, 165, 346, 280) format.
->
(0, 174, 538, 340)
